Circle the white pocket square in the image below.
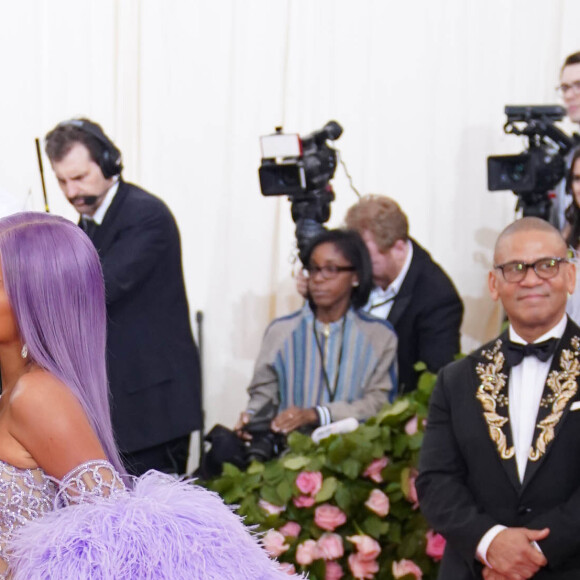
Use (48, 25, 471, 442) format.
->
(570, 401, 580, 411)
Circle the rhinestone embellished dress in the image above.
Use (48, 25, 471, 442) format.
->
(0, 459, 124, 579)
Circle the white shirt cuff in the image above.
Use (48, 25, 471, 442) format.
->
(476, 525, 507, 567)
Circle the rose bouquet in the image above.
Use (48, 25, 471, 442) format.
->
(202, 366, 444, 579)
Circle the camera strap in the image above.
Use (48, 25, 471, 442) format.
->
(367, 294, 397, 313)
(313, 315, 347, 403)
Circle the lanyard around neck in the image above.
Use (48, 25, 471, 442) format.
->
(313, 315, 347, 403)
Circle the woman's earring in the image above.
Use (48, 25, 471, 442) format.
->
(352, 281, 359, 287)
(21, 344, 28, 359)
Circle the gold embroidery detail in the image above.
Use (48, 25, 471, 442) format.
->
(476, 339, 514, 460)
(528, 338, 580, 461)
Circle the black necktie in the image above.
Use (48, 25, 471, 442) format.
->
(84, 219, 98, 239)
(505, 338, 559, 368)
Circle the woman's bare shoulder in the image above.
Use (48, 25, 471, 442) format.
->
(9, 369, 78, 422)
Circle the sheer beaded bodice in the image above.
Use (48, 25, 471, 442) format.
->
(0, 461, 57, 578)
(0, 459, 125, 579)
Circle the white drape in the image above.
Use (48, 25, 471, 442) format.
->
(1, 0, 579, 435)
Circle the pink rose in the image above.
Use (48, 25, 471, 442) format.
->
(296, 471, 323, 496)
(295, 539, 320, 566)
(348, 553, 379, 579)
(258, 499, 286, 515)
(317, 533, 344, 560)
(347, 535, 381, 560)
(392, 559, 423, 579)
(278, 562, 297, 575)
(314, 504, 347, 531)
(279, 521, 301, 538)
(405, 469, 419, 509)
(405, 415, 419, 435)
(425, 530, 446, 561)
(363, 456, 388, 483)
(263, 529, 289, 557)
(293, 494, 316, 508)
(325, 560, 344, 580)
(364, 489, 390, 517)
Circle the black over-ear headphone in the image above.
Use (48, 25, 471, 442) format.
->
(57, 119, 123, 179)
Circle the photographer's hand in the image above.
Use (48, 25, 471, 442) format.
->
(234, 412, 253, 440)
(271, 406, 317, 434)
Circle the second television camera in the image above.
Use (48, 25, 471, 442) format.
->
(258, 121, 343, 263)
(487, 105, 579, 220)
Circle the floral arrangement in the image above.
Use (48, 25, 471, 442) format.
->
(202, 366, 444, 579)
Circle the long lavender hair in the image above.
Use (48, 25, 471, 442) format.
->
(0, 212, 125, 475)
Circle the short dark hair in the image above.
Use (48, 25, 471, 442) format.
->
(45, 118, 123, 177)
(562, 51, 580, 72)
(302, 228, 373, 310)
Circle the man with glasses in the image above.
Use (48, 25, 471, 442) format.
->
(418, 217, 580, 579)
(552, 51, 580, 229)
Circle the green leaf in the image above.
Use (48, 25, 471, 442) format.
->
(246, 461, 265, 475)
(376, 399, 410, 424)
(281, 455, 311, 471)
(222, 462, 242, 478)
(263, 462, 285, 485)
(276, 479, 293, 504)
(362, 514, 390, 539)
(287, 431, 315, 453)
(315, 477, 338, 503)
(260, 485, 282, 506)
(342, 458, 362, 479)
(334, 481, 352, 511)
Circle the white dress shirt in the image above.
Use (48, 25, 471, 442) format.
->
(82, 180, 119, 226)
(476, 314, 567, 565)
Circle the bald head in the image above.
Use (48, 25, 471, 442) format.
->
(489, 217, 575, 342)
(494, 217, 567, 264)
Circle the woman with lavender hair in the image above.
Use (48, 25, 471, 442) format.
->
(0, 212, 299, 580)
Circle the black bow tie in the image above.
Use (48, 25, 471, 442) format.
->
(505, 338, 559, 368)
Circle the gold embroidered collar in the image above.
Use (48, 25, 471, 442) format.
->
(475, 335, 580, 463)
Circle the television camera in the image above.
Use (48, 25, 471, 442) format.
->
(258, 121, 343, 263)
(487, 105, 579, 220)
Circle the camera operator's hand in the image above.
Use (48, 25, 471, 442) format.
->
(271, 406, 317, 434)
(234, 412, 253, 440)
(296, 269, 308, 299)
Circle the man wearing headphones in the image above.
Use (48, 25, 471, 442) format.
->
(45, 118, 202, 476)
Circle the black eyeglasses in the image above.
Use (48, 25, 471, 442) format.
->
(304, 264, 355, 280)
(494, 257, 569, 283)
(556, 80, 580, 97)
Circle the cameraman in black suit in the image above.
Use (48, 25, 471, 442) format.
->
(45, 119, 202, 476)
(344, 195, 463, 394)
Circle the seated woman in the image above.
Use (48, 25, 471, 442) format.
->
(236, 229, 398, 438)
(0, 212, 298, 580)
(563, 147, 580, 323)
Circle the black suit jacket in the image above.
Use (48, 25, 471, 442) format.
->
(84, 181, 202, 453)
(417, 319, 580, 579)
(387, 239, 463, 394)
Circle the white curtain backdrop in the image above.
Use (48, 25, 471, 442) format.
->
(1, 0, 579, 452)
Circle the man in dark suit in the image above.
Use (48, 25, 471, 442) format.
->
(345, 195, 463, 394)
(418, 217, 580, 579)
(45, 119, 202, 476)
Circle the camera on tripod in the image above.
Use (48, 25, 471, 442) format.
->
(487, 105, 579, 220)
(258, 121, 343, 262)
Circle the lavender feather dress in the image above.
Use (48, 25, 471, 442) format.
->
(6, 462, 304, 580)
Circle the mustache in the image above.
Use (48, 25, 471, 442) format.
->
(69, 195, 101, 206)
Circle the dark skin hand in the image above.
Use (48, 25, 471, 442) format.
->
(234, 406, 318, 438)
(271, 406, 318, 434)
